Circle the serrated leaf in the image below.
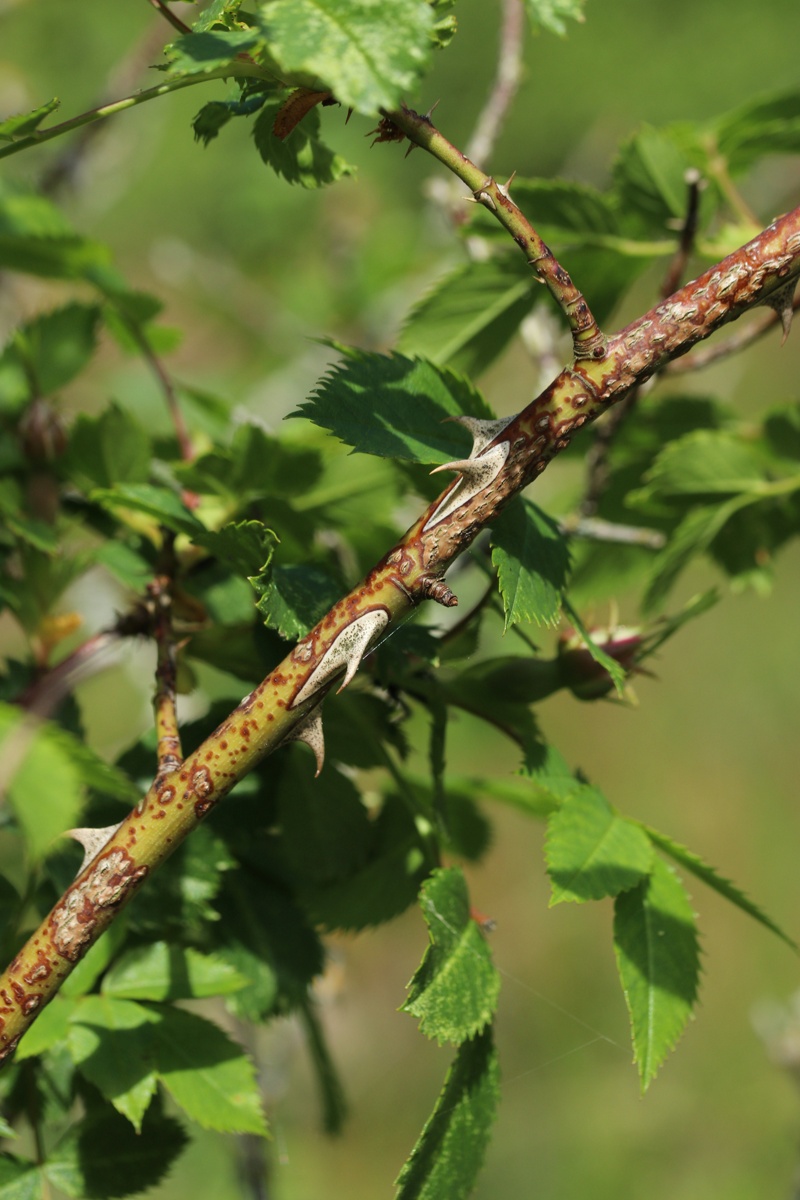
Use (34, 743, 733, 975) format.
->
(278, 757, 371, 885)
(403, 868, 500, 1045)
(293, 348, 494, 463)
(491, 497, 570, 629)
(613, 858, 700, 1090)
(545, 787, 653, 904)
(102, 943, 248, 1001)
(714, 87, 800, 174)
(202, 519, 277, 578)
(397, 256, 539, 376)
(395, 1026, 499, 1200)
(15, 997, 77, 1062)
(252, 99, 355, 189)
(45, 1106, 188, 1199)
(0, 98, 60, 141)
(68, 996, 160, 1131)
(167, 29, 262, 74)
(149, 1007, 267, 1135)
(644, 825, 796, 949)
(254, 562, 341, 638)
(91, 482, 205, 537)
(524, 0, 585, 35)
(259, 0, 433, 114)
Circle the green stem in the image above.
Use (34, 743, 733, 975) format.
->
(0, 65, 263, 163)
(387, 106, 608, 362)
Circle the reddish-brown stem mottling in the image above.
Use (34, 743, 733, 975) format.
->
(1, 135, 799, 1063)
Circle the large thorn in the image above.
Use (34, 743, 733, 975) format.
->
(292, 609, 390, 708)
(287, 708, 325, 776)
(423, 440, 510, 532)
(66, 823, 122, 874)
(447, 413, 518, 457)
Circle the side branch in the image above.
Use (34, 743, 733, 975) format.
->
(386, 107, 608, 362)
(1, 194, 799, 1061)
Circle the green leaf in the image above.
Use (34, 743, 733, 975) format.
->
(641, 430, 768, 497)
(0, 704, 84, 860)
(299, 793, 428, 930)
(613, 125, 695, 233)
(149, 1006, 268, 1135)
(15, 997, 77, 1062)
(102, 943, 248, 1001)
(0, 179, 110, 280)
(91, 483, 205, 538)
(644, 825, 796, 949)
(395, 1026, 499, 1200)
(613, 858, 700, 1090)
(0, 98, 60, 141)
(397, 256, 539, 377)
(0, 1156, 42, 1199)
(259, 0, 434, 114)
(252, 99, 355, 189)
(68, 996, 159, 1132)
(509, 176, 620, 238)
(167, 29, 262, 74)
(254, 562, 341, 638)
(45, 1105, 188, 1199)
(67, 404, 151, 490)
(714, 87, 800, 173)
(642, 494, 758, 613)
(294, 348, 494, 464)
(491, 497, 571, 629)
(202, 519, 277, 578)
(524, 0, 585, 35)
(545, 787, 653, 904)
(0, 304, 100, 402)
(403, 868, 500, 1045)
(278, 758, 371, 885)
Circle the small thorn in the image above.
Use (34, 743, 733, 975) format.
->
(430, 457, 477, 477)
(423, 100, 440, 122)
(66, 823, 121, 874)
(404, 142, 418, 158)
(345, 107, 353, 124)
(288, 709, 325, 776)
(497, 170, 516, 199)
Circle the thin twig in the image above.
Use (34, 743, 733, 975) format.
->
(466, 0, 525, 166)
(147, 0, 192, 36)
(150, 539, 183, 773)
(660, 169, 703, 299)
(559, 514, 665, 550)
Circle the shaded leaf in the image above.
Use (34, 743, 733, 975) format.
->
(395, 1027, 499, 1200)
(403, 868, 500, 1045)
(614, 858, 700, 1090)
(545, 787, 653, 904)
(255, 562, 341, 638)
(0, 304, 100, 405)
(67, 404, 151, 490)
(68, 996, 159, 1132)
(167, 29, 261, 74)
(253, 99, 355, 189)
(641, 430, 767, 497)
(491, 497, 570, 629)
(714, 87, 800, 173)
(0, 704, 84, 860)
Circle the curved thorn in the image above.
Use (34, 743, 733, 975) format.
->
(65, 823, 122, 874)
(292, 609, 390, 708)
(446, 413, 519, 457)
(287, 708, 325, 777)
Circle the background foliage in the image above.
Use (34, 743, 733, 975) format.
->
(2, 1, 800, 1198)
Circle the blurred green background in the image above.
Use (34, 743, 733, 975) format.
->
(3, 0, 800, 1197)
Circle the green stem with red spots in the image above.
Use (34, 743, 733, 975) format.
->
(1, 133, 799, 1062)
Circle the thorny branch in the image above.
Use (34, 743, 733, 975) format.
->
(1, 108, 800, 1061)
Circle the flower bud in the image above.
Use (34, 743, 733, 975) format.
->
(18, 398, 68, 463)
(558, 624, 644, 700)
